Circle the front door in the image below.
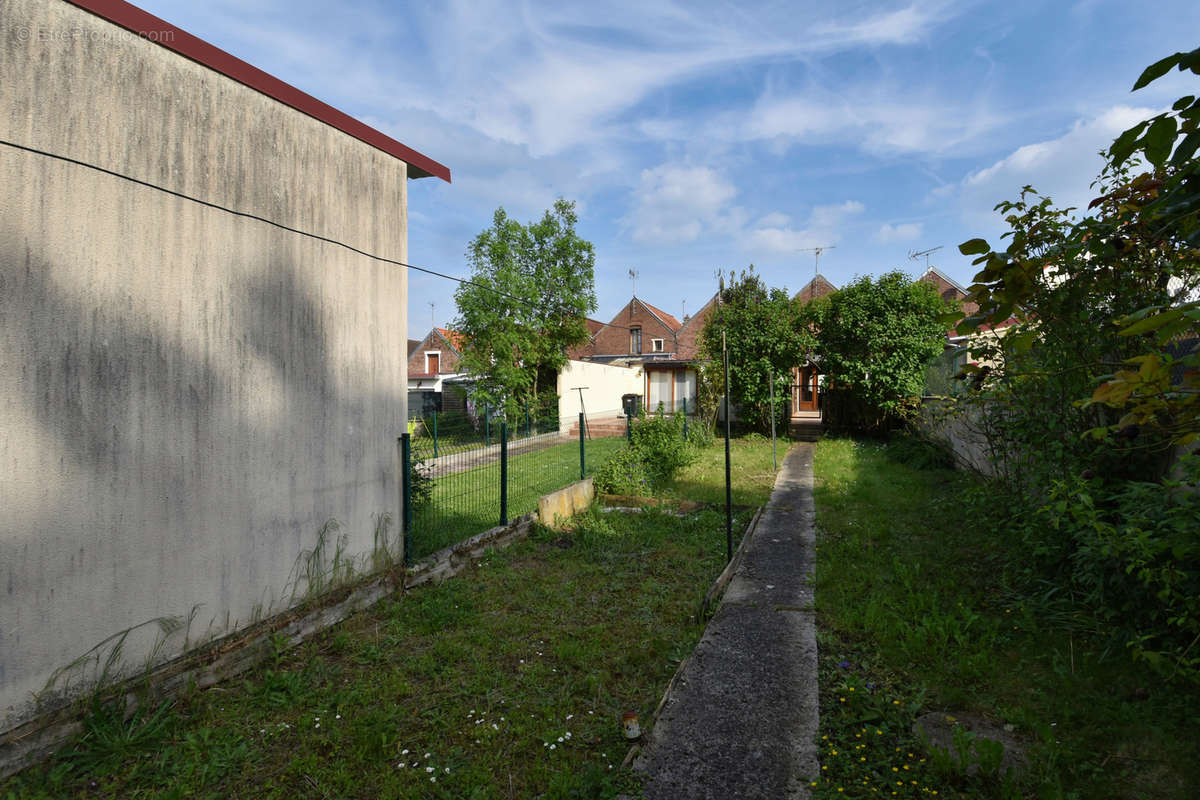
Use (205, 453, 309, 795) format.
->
(794, 366, 819, 413)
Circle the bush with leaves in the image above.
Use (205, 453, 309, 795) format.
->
(593, 412, 698, 495)
(810, 271, 950, 433)
(947, 47, 1200, 682)
(699, 267, 812, 433)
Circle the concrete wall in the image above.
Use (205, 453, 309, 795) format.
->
(557, 359, 643, 424)
(917, 398, 997, 476)
(1, 0, 409, 731)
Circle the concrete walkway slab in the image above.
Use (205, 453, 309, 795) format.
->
(635, 442, 819, 799)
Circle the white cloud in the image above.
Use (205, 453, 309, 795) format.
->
(876, 222, 923, 242)
(737, 89, 1003, 157)
(757, 212, 792, 228)
(626, 165, 742, 244)
(744, 201, 865, 254)
(959, 105, 1155, 226)
(809, 1, 953, 47)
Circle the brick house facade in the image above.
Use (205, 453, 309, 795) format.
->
(407, 327, 468, 416)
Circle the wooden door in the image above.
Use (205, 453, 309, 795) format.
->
(795, 366, 819, 412)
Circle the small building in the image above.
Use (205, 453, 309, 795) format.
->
(791, 275, 839, 416)
(571, 295, 718, 414)
(406, 327, 470, 417)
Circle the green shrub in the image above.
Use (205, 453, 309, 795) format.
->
(592, 447, 648, 495)
(594, 411, 699, 494)
(1035, 455, 1200, 681)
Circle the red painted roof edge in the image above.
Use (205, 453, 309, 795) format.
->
(66, 0, 450, 183)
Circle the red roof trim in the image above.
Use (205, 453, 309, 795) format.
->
(65, 0, 450, 183)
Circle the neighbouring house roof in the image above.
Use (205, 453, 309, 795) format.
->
(636, 298, 683, 331)
(921, 266, 969, 297)
(794, 274, 838, 303)
(69, 0, 450, 182)
(434, 327, 466, 353)
(407, 339, 421, 357)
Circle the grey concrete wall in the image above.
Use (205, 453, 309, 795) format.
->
(917, 398, 997, 476)
(1, 0, 408, 731)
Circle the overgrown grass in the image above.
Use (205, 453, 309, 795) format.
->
(3, 437, 777, 799)
(810, 436, 1200, 799)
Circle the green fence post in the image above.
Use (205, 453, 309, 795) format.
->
(579, 412, 586, 480)
(682, 397, 688, 441)
(626, 410, 633, 443)
(499, 422, 508, 526)
(400, 433, 412, 566)
(485, 403, 491, 446)
(526, 404, 532, 438)
(432, 410, 439, 459)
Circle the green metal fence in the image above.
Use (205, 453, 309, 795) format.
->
(401, 408, 629, 561)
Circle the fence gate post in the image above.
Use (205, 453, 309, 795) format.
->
(400, 433, 412, 566)
(485, 403, 491, 446)
(432, 410, 439, 459)
(626, 410, 633, 443)
(526, 404, 532, 438)
(579, 412, 586, 480)
(682, 397, 688, 441)
(499, 422, 508, 526)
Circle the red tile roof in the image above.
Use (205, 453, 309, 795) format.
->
(638, 299, 682, 331)
(435, 327, 466, 353)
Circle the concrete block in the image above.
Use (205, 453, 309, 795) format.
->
(537, 478, 594, 527)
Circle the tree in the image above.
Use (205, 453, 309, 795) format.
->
(957, 46, 1200, 449)
(699, 267, 813, 432)
(813, 271, 950, 432)
(453, 199, 597, 417)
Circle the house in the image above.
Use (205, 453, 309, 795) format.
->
(1, 0, 448, 752)
(791, 275, 839, 416)
(918, 266, 1016, 371)
(406, 327, 470, 416)
(570, 295, 719, 414)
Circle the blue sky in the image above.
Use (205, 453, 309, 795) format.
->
(135, 0, 1200, 337)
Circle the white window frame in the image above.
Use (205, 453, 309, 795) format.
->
(424, 350, 442, 373)
(651, 338, 664, 352)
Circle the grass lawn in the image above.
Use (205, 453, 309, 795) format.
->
(657, 433, 783, 508)
(810, 436, 1200, 799)
(411, 436, 627, 558)
(3, 437, 777, 799)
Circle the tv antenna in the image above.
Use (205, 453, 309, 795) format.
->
(797, 246, 836, 279)
(628, 268, 639, 298)
(429, 301, 435, 331)
(908, 245, 943, 272)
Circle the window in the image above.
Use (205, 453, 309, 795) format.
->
(630, 327, 641, 354)
(651, 338, 664, 352)
(425, 351, 441, 373)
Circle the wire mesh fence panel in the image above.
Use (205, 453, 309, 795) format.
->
(406, 408, 631, 560)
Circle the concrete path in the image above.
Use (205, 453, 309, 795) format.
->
(634, 442, 819, 799)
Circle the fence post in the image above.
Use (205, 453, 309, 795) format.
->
(626, 410, 633, 443)
(499, 422, 508, 526)
(485, 403, 491, 446)
(526, 404, 532, 438)
(769, 366, 777, 470)
(579, 412, 586, 480)
(682, 397, 688, 441)
(400, 433, 412, 566)
(432, 410, 439, 459)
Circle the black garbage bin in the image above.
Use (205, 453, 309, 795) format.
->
(621, 393, 642, 417)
